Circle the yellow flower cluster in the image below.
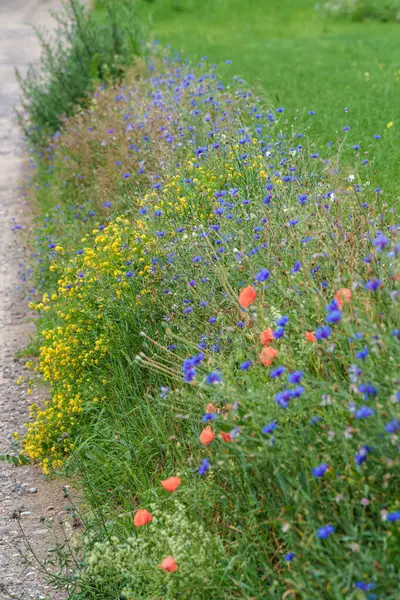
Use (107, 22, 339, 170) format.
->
(25, 138, 270, 471)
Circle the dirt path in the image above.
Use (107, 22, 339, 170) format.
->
(0, 2, 73, 598)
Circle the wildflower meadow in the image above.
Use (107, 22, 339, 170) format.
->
(12, 0, 400, 598)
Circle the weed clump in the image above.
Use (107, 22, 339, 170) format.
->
(17, 0, 143, 147)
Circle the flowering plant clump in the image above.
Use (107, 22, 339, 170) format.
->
(23, 55, 400, 597)
(81, 501, 226, 598)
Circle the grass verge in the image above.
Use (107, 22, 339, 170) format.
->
(16, 48, 400, 598)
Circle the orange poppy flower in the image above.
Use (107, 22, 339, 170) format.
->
(259, 346, 278, 366)
(220, 432, 232, 443)
(133, 509, 153, 527)
(161, 476, 181, 492)
(305, 331, 317, 343)
(160, 556, 178, 572)
(200, 425, 215, 445)
(238, 285, 257, 308)
(334, 288, 352, 309)
(260, 327, 274, 346)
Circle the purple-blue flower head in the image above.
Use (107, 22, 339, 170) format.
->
(317, 524, 334, 539)
(262, 422, 277, 435)
(325, 310, 342, 324)
(276, 316, 289, 327)
(270, 366, 286, 378)
(312, 463, 328, 477)
(315, 325, 331, 340)
(240, 360, 252, 371)
(255, 268, 270, 282)
(198, 459, 210, 476)
(284, 552, 295, 562)
(205, 372, 222, 385)
(355, 406, 374, 419)
(288, 370, 303, 384)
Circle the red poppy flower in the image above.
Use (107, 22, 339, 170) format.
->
(305, 331, 317, 343)
(133, 509, 153, 527)
(220, 432, 232, 443)
(260, 327, 274, 346)
(160, 556, 178, 572)
(200, 425, 215, 445)
(238, 285, 257, 308)
(259, 346, 278, 366)
(161, 476, 181, 492)
(334, 288, 352, 309)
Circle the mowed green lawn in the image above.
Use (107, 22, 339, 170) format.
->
(131, 0, 400, 201)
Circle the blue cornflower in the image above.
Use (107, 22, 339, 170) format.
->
(240, 360, 252, 371)
(312, 463, 328, 477)
(288, 371, 303, 384)
(373, 234, 390, 251)
(276, 107, 284, 113)
(385, 419, 399, 434)
(354, 445, 370, 466)
(356, 347, 368, 360)
(183, 307, 193, 314)
(273, 327, 285, 339)
(205, 372, 222, 385)
(355, 406, 374, 419)
(202, 413, 218, 422)
(315, 325, 332, 340)
(355, 582, 375, 592)
(358, 383, 377, 397)
(198, 459, 210, 476)
(317, 524, 334, 539)
(255, 268, 270, 282)
(192, 255, 202, 263)
(262, 422, 277, 435)
(291, 261, 302, 274)
(298, 194, 308, 205)
(125, 271, 134, 278)
(387, 511, 400, 522)
(292, 386, 305, 397)
(275, 389, 293, 409)
(270, 366, 286, 378)
(276, 316, 289, 327)
(364, 279, 382, 291)
(284, 552, 295, 562)
(325, 310, 342, 324)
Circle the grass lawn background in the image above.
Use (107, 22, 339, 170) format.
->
(98, 0, 400, 201)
